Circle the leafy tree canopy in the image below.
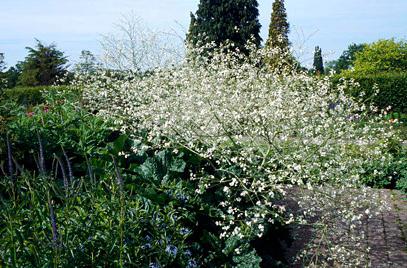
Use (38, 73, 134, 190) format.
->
(18, 39, 68, 86)
(350, 39, 407, 74)
(326, 43, 366, 74)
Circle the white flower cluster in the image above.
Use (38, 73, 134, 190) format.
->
(79, 44, 397, 260)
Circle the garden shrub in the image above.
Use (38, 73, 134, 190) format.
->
(79, 44, 400, 265)
(332, 72, 407, 113)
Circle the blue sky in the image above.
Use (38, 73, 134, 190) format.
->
(1, 0, 406, 68)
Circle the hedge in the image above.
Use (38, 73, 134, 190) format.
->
(332, 72, 407, 113)
(1, 85, 77, 106)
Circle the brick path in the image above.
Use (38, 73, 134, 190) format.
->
(371, 190, 407, 267)
(283, 189, 407, 267)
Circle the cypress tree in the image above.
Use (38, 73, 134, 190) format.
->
(187, 0, 262, 54)
(313, 46, 324, 75)
(266, 0, 290, 51)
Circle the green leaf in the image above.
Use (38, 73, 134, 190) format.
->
(109, 134, 128, 155)
(169, 158, 186, 173)
(139, 158, 161, 181)
(233, 249, 261, 268)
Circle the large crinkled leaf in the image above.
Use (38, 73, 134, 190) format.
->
(169, 157, 186, 173)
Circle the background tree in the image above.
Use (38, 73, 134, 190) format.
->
(74, 50, 100, 74)
(0, 53, 6, 89)
(264, 0, 296, 70)
(313, 46, 324, 75)
(100, 12, 184, 71)
(349, 39, 407, 74)
(0, 53, 22, 89)
(18, 40, 68, 86)
(4, 65, 21, 88)
(187, 0, 262, 53)
(265, 0, 290, 51)
(0, 53, 5, 72)
(326, 43, 366, 73)
(338, 39, 407, 114)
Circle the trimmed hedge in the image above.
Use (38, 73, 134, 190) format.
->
(332, 72, 407, 113)
(2, 85, 76, 106)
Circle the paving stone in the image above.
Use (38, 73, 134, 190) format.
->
(392, 191, 407, 243)
(388, 250, 407, 267)
(368, 214, 389, 267)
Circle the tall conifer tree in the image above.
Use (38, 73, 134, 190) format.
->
(313, 46, 324, 75)
(266, 0, 290, 51)
(187, 0, 262, 53)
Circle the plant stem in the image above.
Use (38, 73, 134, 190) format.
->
(55, 154, 69, 197)
(37, 132, 45, 175)
(61, 145, 74, 184)
(112, 155, 125, 267)
(6, 133, 15, 182)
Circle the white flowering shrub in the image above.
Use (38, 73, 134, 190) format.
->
(79, 44, 397, 265)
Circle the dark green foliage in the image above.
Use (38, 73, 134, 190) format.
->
(18, 39, 68, 87)
(313, 46, 324, 75)
(3, 85, 74, 106)
(0, 92, 195, 266)
(187, 0, 262, 53)
(0, 74, 6, 90)
(266, 0, 290, 51)
(361, 139, 407, 194)
(333, 72, 407, 113)
(3, 65, 22, 89)
(396, 170, 407, 194)
(233, 250, 262, 268)
(326, 43, 366, 74)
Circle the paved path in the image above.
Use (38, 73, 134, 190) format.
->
(370, 190, 407, 267)
(282, 189, 407, 267)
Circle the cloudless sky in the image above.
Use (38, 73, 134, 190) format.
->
(1, 0, 406, 68)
